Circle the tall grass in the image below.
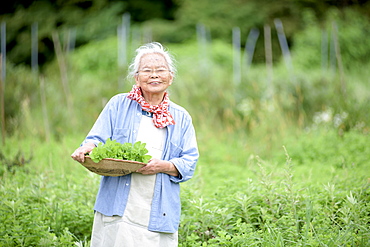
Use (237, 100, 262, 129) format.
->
(179, 131, 369, 246)
(1, 124, 369, 246)
(0, 136, 98, 246)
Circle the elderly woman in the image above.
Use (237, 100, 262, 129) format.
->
(71, 42, 199, 246)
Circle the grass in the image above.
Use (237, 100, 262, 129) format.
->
(1, 124, 369, 246)
(0, 136, 98, 246)
(179, 128, 369, 246)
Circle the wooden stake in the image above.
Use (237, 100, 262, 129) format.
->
(31, 23, 38, 74)
(39, 75, 51, 142)
(0, 54, 5, 145)
(52, 31, 74, 120)
(1, 22, 6, 145)
(1, 22, 5, 82)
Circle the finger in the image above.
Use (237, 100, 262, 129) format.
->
(71, 149, 85, 163)
(71, 152, 78, 160)
(79, 153, 85, 163)
(71, 154, 81, 163)
(136, 166, 146, 173)
(136, 164, 149, 173)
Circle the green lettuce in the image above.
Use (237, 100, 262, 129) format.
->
(89, 139, 152, 164)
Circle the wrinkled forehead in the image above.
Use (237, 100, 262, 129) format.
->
(139, 53, 168, 68)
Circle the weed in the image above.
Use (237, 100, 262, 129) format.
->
(0, 150, 32, 175)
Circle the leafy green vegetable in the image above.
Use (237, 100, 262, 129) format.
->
(88, 139, 152, 163)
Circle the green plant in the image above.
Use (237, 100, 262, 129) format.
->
(1, 122, 370, 246)
(89, 139, 151, 163)
(0, 149, 32, 175)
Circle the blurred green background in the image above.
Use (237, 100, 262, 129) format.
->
(1, 0, 369, 141)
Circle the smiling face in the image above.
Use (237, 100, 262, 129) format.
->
(135, 53, 173, 105)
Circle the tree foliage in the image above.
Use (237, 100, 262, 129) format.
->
(0, 0, 178, 67)
(0, 0, 369, 67)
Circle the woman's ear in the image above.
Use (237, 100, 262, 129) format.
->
(134, 74, 140, 85)
(168, 72, 174, 85)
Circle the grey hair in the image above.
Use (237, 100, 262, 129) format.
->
(127, 42, 176, 80)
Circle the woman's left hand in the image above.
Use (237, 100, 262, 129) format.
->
(136, 158, 179, 177)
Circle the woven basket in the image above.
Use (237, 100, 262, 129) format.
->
(81, 156, 146, 177)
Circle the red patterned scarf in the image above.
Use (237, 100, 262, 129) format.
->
(127, 85, 175, 128)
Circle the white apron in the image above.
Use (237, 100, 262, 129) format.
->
(90, 113, 178, 247)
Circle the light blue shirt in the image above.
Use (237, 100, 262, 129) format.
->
(82, 93, 199, 233)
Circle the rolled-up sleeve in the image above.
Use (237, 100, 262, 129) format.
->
(167, 109, 199, 183)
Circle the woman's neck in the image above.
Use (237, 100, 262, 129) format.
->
(142, 92, 165, 105)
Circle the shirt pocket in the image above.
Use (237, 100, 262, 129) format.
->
(168, 141, 183, 159)
(112, 128, 129, 143)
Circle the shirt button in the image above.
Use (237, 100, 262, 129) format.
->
(126, 183, 129, 186)
(133, 130, 136, 133)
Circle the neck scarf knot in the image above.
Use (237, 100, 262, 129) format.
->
(127, 85, 175, 128)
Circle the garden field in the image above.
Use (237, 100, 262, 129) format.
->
(1, 123, 369, 246)
(1, 7, 370, 245)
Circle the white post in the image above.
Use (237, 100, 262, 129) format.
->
(122, 12, 130, 66)
(118, 13, 130, 90)
(330, 26, 336, 73)
(264, 24, 273, 98)
(243, 28, 259, 75)
(66, 28, 76, 53)
(232, 27, 241, 86)
(332, 22, 346, 95)
(274, 19, 293, 73)
(274, 18, 295, 84)
(321, 29, 328, 73)
(196, 23, 208, 77)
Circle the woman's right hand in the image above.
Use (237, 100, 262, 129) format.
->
(71, 142, 96, 163)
